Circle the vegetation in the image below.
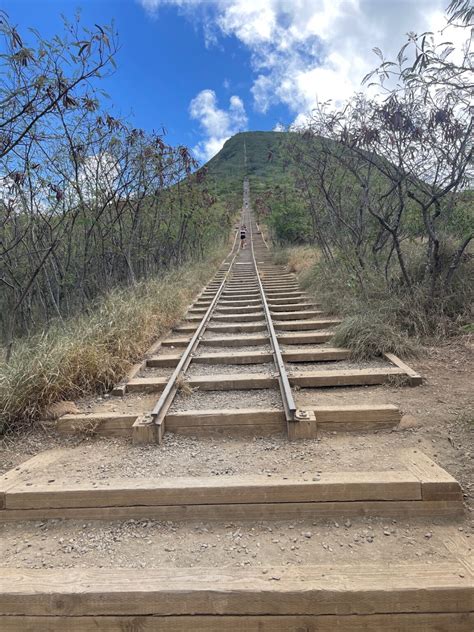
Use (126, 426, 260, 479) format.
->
(0, 13, 231, 357)
(0, 13, 232, 433)
(0, 252, 225, 433)
(250, 3, 473, 355)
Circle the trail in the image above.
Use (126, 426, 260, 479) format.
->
(0, 181, 471, 631)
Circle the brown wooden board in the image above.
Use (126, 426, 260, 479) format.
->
(0, 562, 472, 616)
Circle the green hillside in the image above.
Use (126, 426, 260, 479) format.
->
(202, 131, 296, 200)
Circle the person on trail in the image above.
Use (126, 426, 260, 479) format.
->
(240, 225, 247, 249)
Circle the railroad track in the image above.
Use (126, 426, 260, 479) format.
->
(1, 180, 469, 632)
(57, 178, 422, 443)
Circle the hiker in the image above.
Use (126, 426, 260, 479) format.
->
(240, 225, 247, 249)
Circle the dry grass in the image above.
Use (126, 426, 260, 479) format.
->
(273, 246, 320, 275)
(0, 251, 225, 434)
(281, 244, 471, 359)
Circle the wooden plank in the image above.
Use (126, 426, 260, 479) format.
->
(57, 413, 137, 435)
(4, 612, 474, 631)
(161, 337, 191, 347)
(275, 319, 342, 331)
(283, 347, 350, 362)
(314, 405, 401, 431)
(206, 323, 267, 333)
(4, 471, 422, 510)
(166, 408, 285, 430)
(291, 367, 406, 388)
(270, 302, 319, 311)
(148, 351, 273, 367)
(126, 377, 167, 393)
(0, 499, 463, 522)
(1, 613, 472, 631)
(0, 449, 68, 510)
(384, 352, 422, 385)
(131, 415, 161, 445)
(269, 310, 324, 321)
(200, 335, 267, 347)
(0, 562, 471, 616)
(278, 332, 333, 344)
(288, 410, 317, 440)
(111, 360, 146, 395)
(208, 313, 265, 322)
(402, 449, 463, 501)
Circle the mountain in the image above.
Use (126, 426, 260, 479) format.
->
(202, 131, 296, 199)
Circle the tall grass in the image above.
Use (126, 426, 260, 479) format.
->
(276, 245, 473, 359)
(0, 251, 225, 434)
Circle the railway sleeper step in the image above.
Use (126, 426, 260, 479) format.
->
(56, 405, 403, 439)
(1, 562, 472, 631)
(125, 367, 420, 393)
(0, 450, 463, 522)
(147, 348, 351, 367)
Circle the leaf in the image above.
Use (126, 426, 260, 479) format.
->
(373, 47, 383, 59)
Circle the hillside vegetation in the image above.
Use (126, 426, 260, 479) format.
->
(206, 4, 472, 355)
(0, 15, 231, 433)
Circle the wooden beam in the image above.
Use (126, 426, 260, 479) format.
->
(0, 562, 471, 616)
(402, 449, 463, 501)
(1, 613, 472, 631)
(3, 471, 422, 510)
(290, 367, 406, 388)
(384, 353, 422, 386)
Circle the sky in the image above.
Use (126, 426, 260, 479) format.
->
(2, 0, 455, 163)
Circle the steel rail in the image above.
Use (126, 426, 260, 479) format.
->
(246, 186, 298, 422)
(148, 223, 242, 433)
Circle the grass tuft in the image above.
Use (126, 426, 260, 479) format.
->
(332, 314, 420, 360)
(0, 251, 225, 435)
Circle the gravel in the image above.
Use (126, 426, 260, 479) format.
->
(286, 358, 393, 372)
(169, 388, 282, 412)
(8, 432, 417, 483)
(0, 516, 465, 570)
(186, 362, 275, 377)
(194, 345, 273, 356)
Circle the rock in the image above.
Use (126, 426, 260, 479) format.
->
(397, 414, 418, 430)
(42, 400, 80, 420)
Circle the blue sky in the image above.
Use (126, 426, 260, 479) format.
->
(3, 0, 451, 163)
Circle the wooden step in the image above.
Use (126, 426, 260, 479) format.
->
(290, 367, 406, 387)
(1, 471, 425, 510)
(200, 335, 268, 347)
(148, 350, 273, 366)
(270, 310, 324, 320)
(275, 319, 341, 331)
(270, 297, 310, 305)
(126, 367, 409, 393)
(56, 405, 402, 438)
(269, 302, 319, 311)
(216, 305, 263, 313)
(210, 313, 264, 322)
(278, 332, 333, 344)
(0, 451, 463, 521)
(147, 348, 351, 367)
(165, 408, 285, 434)
(1, 562, 472, 630)
(175, 322, 266, 334)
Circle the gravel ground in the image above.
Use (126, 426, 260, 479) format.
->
(1, 516, 467, 570)
(194, 344, 273, 356)
(203, 331, 268, 340)
(186, 362, 275, 377)
(139, 366, 174, 378)
(169, 388, 282, 412)
(4, 432, 423, 483)
(286, 358, 394, 372)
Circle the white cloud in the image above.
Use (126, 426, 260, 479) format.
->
(189, 89, 248, 161)
(139, 0, 467, 127)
